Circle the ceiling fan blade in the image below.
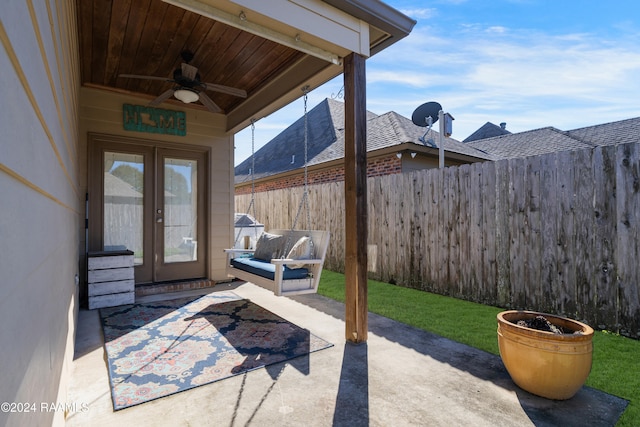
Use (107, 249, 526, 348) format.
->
(201, 82, 247, 98)
(149, 89, 175, 106)
(119, 74, 173, 82)
(198, 92, 222, 113)
(181, 63, 198, 81)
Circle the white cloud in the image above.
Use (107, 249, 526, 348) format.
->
(486, 26, 508, 34)
(363, 23, 640, 140)
(235, 16, 640, 164)
(399, 8, 437, 20)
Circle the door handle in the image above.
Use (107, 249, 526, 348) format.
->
(157, 217, 163, 223)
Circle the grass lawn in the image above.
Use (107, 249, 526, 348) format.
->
(318, 270, 639, 426)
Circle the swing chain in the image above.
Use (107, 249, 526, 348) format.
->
(250, 119, 258, 243)
(234, 118, 258, 247)
(251, 119, 256, 203)
(290, 87, 311, 231)
(303, 87, 311, 232)
(285, 86, 313, 255)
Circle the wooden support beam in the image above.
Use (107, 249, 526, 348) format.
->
(343, 52, 368, 343)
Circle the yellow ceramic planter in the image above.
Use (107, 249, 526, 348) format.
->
(497, 310, 594, 400)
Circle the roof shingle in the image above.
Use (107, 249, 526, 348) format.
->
(566, 116, 640, 147)
(465, 127, 591, 159)
(464, 116, 640, 160)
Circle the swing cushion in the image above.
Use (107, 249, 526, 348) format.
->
(230, 257, 310, 280)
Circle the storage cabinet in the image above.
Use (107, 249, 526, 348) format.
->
(87, 250, 135, 309)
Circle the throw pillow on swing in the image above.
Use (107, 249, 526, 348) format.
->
(253, 232, 284, 261)
(287, 236, 314, 268)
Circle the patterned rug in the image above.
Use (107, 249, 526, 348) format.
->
(99, 291, 333, 410)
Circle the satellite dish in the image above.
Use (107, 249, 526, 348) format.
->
(411, 101, 442, 127)
(411, 101, 442, 147)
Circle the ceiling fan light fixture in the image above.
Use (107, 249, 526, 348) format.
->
(174, 88, 199, 103)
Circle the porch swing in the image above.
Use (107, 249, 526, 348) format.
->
(224, 87, 330, 296)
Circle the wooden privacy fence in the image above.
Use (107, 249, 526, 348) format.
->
(236, 142, 640, 337)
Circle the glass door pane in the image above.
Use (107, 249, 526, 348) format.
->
(90, 138, 206, 285)
(163, 158, 198, 263)
(103, 151, 144, 265)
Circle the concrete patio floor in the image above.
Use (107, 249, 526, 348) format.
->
(66, 281, 627, 427)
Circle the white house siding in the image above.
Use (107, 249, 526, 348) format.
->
(0, 1, 81, 426)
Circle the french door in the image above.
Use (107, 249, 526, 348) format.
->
(88, 136, 207, 284)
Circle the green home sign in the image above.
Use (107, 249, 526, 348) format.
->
(123, 104, 186, 136)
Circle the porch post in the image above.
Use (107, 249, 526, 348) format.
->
(343, 52, 368, 343)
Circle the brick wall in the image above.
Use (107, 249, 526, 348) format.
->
(236, 154, 402, 194)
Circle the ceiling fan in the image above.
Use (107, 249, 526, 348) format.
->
(119, 50, 247, 113)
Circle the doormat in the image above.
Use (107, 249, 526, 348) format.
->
(99, 291, 333, 410)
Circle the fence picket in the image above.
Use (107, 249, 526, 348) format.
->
(525, 155, 542, 310)
(481, 161, 497, 304)
(616, 143, 640, 337)
(469, 164, 483, 302)
(573, 148, 595, 322)
(495, 160, 511, 307)
(539, 152, 558, 313)
(593, 146, 618, 330)
(509, 157, 527, 308)
(426, 169, 440, 291)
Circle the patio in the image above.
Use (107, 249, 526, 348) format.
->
(66, 282, 626, 426)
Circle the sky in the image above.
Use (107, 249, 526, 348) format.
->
(234, 0, 640, 166)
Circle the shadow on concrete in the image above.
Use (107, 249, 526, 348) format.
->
(292, 293, 628, 426)
(187, 298, 324, 379)
(333, 342, 369, 427)
(229, 366, 288, 427)
(73, 308, 106, 360)
(76, 293, 205, 360)
(512, 386, 628, 427)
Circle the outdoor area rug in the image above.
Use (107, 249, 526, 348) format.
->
(99, 291, 333, 410)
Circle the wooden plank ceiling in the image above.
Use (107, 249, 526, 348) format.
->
(77, 0, 306, 114)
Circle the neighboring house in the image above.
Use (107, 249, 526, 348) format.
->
(236, 105, 640, 195)
(463, 121, 511, 142)
(1, 1, 414, 425)
(465, 116, 640, 159)
(465, 127, 593, 159)
(235, 98, 494, 194)
(565, 116, 640, 146)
